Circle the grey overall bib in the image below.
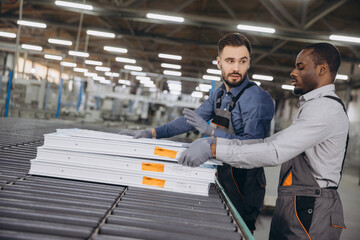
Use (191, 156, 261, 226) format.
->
(211, 82, 266, 231)
(269, 96, 348, 240)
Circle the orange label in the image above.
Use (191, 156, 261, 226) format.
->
(141, 162, 165, 172)
(142, 176, 165, 188)
(154, 146, 177, 159)
(283, 172, 292, 186)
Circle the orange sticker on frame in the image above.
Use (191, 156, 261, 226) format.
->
(154, 146, 177, 159)
(142, 176, 165, 188)
(142, 162, 165, 172)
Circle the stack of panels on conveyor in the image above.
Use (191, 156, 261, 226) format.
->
(0, 118, 242, 239)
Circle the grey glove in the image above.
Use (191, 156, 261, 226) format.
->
(118, 129, 152, 139)
(178, 137, 215, 167)
(183, 108, 214, 136)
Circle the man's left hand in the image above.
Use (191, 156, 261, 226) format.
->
(178, 137, 214, 167)
(183, 108, 214, 136)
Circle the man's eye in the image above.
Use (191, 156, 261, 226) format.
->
(298, 66, 304, 70)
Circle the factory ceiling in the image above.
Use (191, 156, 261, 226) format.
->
(0, 0, 359, 98)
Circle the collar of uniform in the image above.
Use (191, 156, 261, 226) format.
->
(299, 84, 336, 106)
(219, 75, 250, 97)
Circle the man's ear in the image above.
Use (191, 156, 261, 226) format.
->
(216, 56, 221, 69)
(319, 63, 328, 76)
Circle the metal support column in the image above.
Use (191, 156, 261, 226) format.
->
(77, 80, 84, 111)
(56, 78, 63, 118)
(4, 70, 13, 117)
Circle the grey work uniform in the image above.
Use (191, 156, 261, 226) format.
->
(211, 81, 266, 231)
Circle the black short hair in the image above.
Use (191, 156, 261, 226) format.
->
(304, 42, 341, 80)
(218, 33, 252, 56)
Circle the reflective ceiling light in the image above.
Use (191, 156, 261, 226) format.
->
(84, 72, 97, 77)
(95, 66, 111, 72)
(207, 69, 221, 75)
(105, 72, 120, 77)
(115, 57, 136, 64)
(158, 53, 182, 60)
(130, 71, 146, 76)
(202, 75, 221, 81)
(103, 46, 128, 53)
(252, 74, 273, 81)
(73, 67, 88, 73)
(168, 84, 182, 91)
(167, 80, 181, 85)
(100, 79, 112, 84)
(21, 44, 43, 51)
(163, 70, 181, 76)
(170, 90, 181, 96)
(146, 13, 184, 23)
(85, 60, 102, 66)
(237, 24, 275, 33)
(44, 54, 62, 60)
(282, 84, 295, 91)
(68, 50, 89, 58)
(124, 65, 142, 71)
(0, 31, 16, 38)
(161, 63, 181, 69)
(48, 38, 72, 46)
(212, 60, 218, 65)
(136, 76, 151, 81)
(199, 84, 212, 92)
(60, 61, 77, 67)
(93, 76, 105, 81)
(86, 30, 115, 38)
(336, 74, 349, 80)
(118, 79, 131, 85)
(329, 35, 360, 44)
(144, 82, 156, 88)
(55, 1, 93, 10)
(254, 81, 261, 86)
(191, 91, 203, 98)
(17, 20, 47, 28)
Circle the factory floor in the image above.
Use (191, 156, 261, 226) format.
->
(254, 165, 360, 240)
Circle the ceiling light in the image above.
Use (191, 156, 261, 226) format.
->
(85, 60, 102, 66)
(167, 80, 181, 85)
(68, 50, 89, 57)
(44, 54, 62, 60)
(282, 85, 295, 91)
(87, 30, 115, 38)
(95, 66, 111, 72)
(130, 71, 146, 76)
(336, 74, 348, 80)
(252, 74, 273, 81)
(103, 46, 128, 53)
(199, 84, 212, 92)
(161, 63, 181, 69)
(93, 76, 105, 81)
(170, 91, 181, 96)
(73, 67, 88, 73)
(212, 60, 218, 65)
(158, 53, 182, 60)
(136, 76, 151, 81)
(60, 61, 77, 67)
(191, 91, 203, 98)
(0, 31, 16, 38)
(207, 69, 221, 75)
(17, 20, 47, 28)
(164, 70, 181, 76)
(21, 44, 43, 51)
(48, 38, 72, 46)
(146, 13, 184, 23)
(84, 72, 97, 77)
(105, 72, 120, 77)
(118, 79, 131, 85)
(124, 65, 142, 71)
(202, 75, 221, 81)
(115, 57, 136, 64)
(329, 35, 360, 44)
(100, 79, 112, 84)
(55, 1, 93, 10)
(168, 84, 182, 91)
(237, 24, 275, 34)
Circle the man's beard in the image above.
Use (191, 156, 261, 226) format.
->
(293, 88, 303, 95)
(222, 71, 247, 88)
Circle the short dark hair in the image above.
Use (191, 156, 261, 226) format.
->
(304, 42, 341, 80)
(218, 33, 252, 56)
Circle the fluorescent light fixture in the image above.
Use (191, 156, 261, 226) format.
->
(44, 54, 62, 60)
(202, 75, 221, 81)
(0, 31, 16, 38)
(212, 60, 218, 65)
(95, 66, 111, 72)
(170, 90, 181, 96)
(161, 63, 181, 69)
(130, 71, 147, 76)
(55, 1, 93, 10)
(168, 84, 182, 91)
(237, 24, 275, 34)
(93, 76, 105, 81)
(73, 67, 88, 73)
(21, 44, 43, 51)
(68, 50, 89, 58)
(207, 69, 221, 75)
(118, 79, 131, 85)
(124, 65, 142, 71)
(252, 74, 273, 81)
(158, 53, 182, 60)
(282, 84, 295, 91)
(48, 38, 72, 46)
(336, 74, 348, 80)
(115, 57, 136, 64)
(100, 79, 112, 84)
(199, 84, 212, 92)
(144, 82, 156, 88)
(329, 35, 360, 44)
(167, 80, 181, 85)
(254, 81, 261, 86)
(191, 91, 203, 98)
(163, 70, 181, 76)
(60, 61, 77, 67)
(136, 76, 151, 81)
(103, 46, 127, 53)
(17, 20, 47, 28)
(105, 72, 120, 77)
(85, 60, 102, 66)
(84, 72, 97, 77)
(146, 13, 184, 23)
(86, 30, 115, 38)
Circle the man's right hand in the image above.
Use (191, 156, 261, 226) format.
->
(118, 129, 153, 139)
